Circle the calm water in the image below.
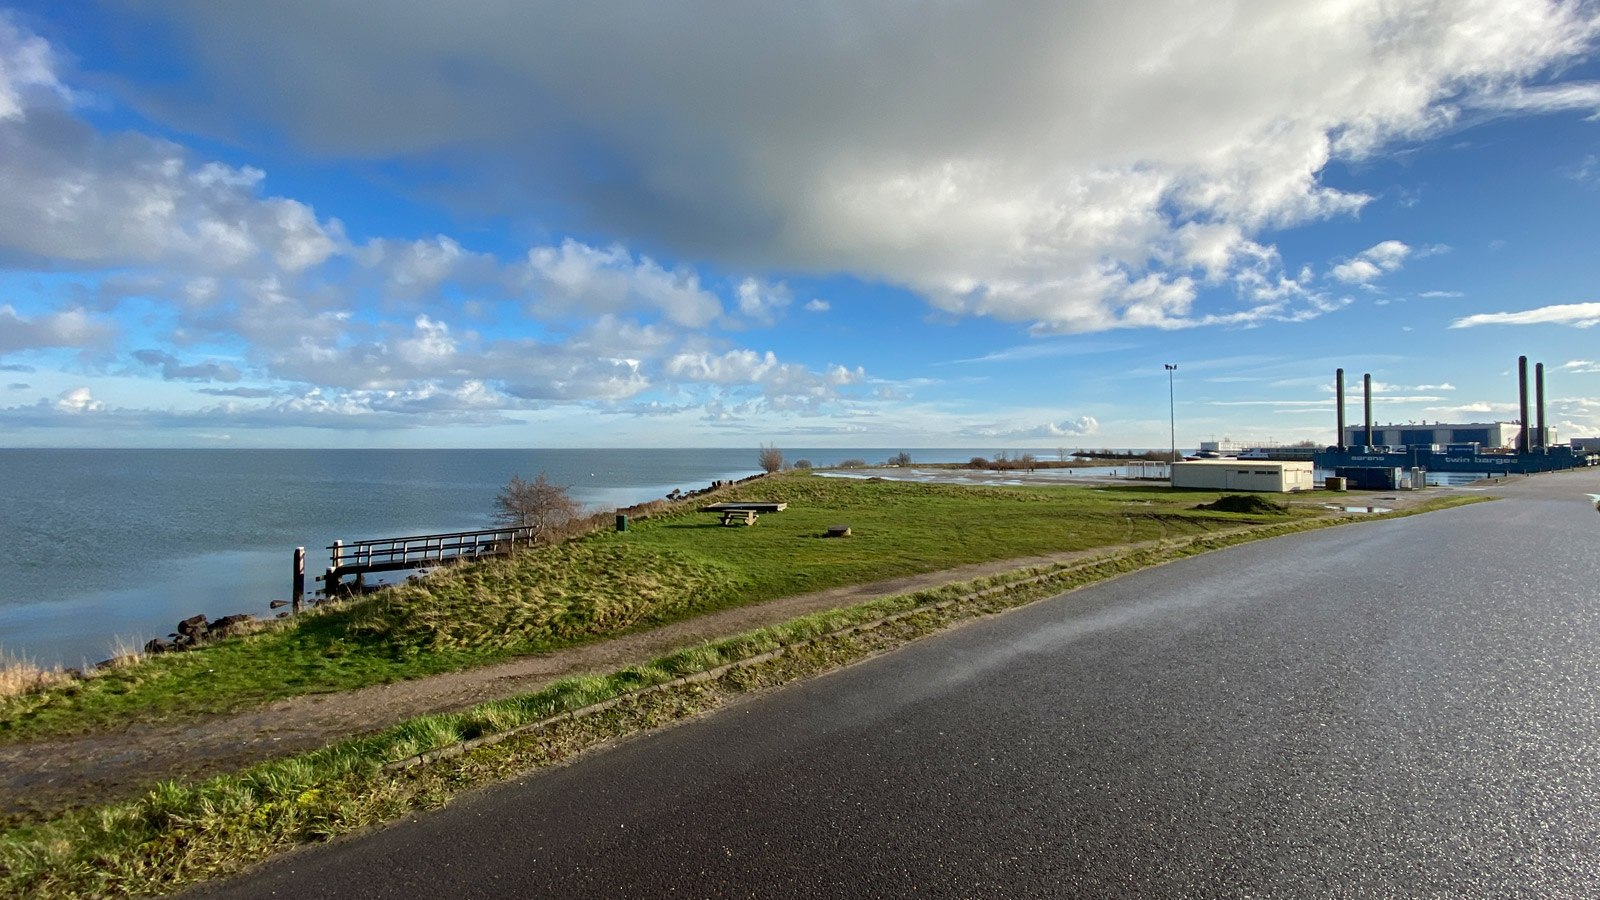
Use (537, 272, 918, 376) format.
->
(0, 448, 988, 665)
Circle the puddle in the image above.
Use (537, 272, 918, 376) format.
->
(1324, 505, 1393, 514)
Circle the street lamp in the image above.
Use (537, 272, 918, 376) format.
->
(1164, 364, 1178, 484)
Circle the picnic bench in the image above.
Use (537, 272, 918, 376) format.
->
(720, 509, 759, 526)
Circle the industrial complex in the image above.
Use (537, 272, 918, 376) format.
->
(1198, 356, 1598, 484)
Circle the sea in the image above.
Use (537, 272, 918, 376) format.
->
(0, 448, 1005, 665)
(0, 447, 1483, 666)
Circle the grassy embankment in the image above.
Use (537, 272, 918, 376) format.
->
(1, 474, 1320, 743)
(0, 491, 1486, 898)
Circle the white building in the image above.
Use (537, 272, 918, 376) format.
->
(1172, 460, 1315, 493)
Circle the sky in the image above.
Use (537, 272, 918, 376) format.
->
(1, 1, 1598, 450)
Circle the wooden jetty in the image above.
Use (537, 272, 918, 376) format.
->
(292, 524, 540, 608)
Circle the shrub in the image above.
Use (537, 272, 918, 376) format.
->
(495, 472, 580, 542)
(758, 443, 784, 474)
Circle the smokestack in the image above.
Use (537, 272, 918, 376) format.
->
(1336, 368, 1346, 451)
(1536, 362, 1546, 450)
(1363, 373, 1373, 448)
(1518, 355, 1530, 453)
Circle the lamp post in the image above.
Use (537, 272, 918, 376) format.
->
(1164, 364, 1178, 485)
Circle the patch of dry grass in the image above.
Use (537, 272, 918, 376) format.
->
(0, 652, 75, 700)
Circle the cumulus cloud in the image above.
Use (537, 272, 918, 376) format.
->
(0, 304, 114, 353)
(52, 386, 101, 413)
(0, 96, 344, 274)
(1450, 301, 1600, 328)
(664, 349, 865, 411)
(803, 299, 830, 313)
(1329, 240, 1412, 284)
(518, 240, 721, 328)
(0, 15, 71, 120)
(108, 1, 1600, 331)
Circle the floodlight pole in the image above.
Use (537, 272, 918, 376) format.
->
(1165, 364, 1178, 485)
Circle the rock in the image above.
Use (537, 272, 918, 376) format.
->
(209, 614, 256, 638)
(143, 638, 175, 655)
(176, 614, 210, 642)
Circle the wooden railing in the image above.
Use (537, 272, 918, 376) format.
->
(292, 525, 539, 607)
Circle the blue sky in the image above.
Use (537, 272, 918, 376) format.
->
(1, 1, 1598, 449)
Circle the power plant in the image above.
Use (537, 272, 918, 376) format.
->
(1311, 357, 1597, 475)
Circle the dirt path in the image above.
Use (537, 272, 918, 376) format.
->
(0, 545, 1147, 819)
(0, 485, 1457, 821)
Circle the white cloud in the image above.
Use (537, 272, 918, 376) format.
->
(0, 304, 114, 353)
(1479, 81, 1600, 113)
(1330, 240, 1412, 284)
(108, 1, 1600, 332)
(0, 15, 70, 121)
(734, 278, 790, 325)
(803, 299, 830, 313)
(1558, 359, 1600, 374)
(519, 239, 721, 328)
(0, 79, 345, 274)
(1450, 302, 1600, 328)
(52, 386, 101, 413)
(966, 416, 1100, 439)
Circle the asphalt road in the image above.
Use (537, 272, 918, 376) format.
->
(201, 471, 1600, 898)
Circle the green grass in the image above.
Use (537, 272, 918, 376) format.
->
(0, 475, 1343, 742)
(0, 497, 1487, 898)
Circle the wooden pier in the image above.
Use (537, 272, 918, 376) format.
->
(292, 524, 540, 607)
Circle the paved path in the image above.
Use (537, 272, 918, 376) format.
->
(199, 468, 1600, 898)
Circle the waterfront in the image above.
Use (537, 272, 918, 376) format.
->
(0, 448, 988, 664)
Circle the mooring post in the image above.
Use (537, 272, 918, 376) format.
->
(292, 546, 305, 613)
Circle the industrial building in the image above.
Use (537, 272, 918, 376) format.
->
(1171, 460, 1315, 493)
(1339, 422, 1555, 450)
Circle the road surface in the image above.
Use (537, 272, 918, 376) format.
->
(201, 471, 1600, 898)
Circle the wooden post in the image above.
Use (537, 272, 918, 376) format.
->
(324, 566, 338, 597)
(292, 547, 305, 613)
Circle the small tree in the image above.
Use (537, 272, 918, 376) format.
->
(792, 459, 813, 470)
(888, 451, 912, 466)
(495, 471, 580, 542)
(758, 443, 784, 474)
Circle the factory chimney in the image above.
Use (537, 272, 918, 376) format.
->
(1518, 356, 1530, 453)
(1336, 368, 1346, 451)
(1363, 373, 1373, 448)
(1536, 361, 1546, 450)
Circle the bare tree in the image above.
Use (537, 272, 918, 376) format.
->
(888, 451, 912, 466)
(495, 471, 580, 541)
(758, 443, 784, 474)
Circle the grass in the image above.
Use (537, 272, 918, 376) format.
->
(0, 496, 1486, 898)
(0, 653, 75, 700)
(0, 475, 1393, 742)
